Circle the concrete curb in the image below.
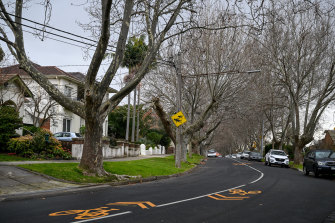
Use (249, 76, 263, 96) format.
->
(0, 159, 207, 202)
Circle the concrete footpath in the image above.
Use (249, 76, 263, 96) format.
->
(0, 155, 170, 201)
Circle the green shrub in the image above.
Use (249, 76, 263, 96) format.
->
(22, 125, 39, 135)
(159, 133, 171, 148)
(7, 135, 34, 157)
(283, 144, 294, 160)
(79, 125, 85, 135)
(146, 132, 163, 145)
(8, 128, 71, 160)
(0, 106, 22, 151)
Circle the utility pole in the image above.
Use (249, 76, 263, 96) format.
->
(131, 88, 136, 142)
(175, 52, 182, 168)
(261, 116, 264, 156)
(136, 84, 140, 141)
(126, 90, 130, 142)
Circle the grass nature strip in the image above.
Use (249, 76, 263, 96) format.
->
(17, 155, 204, 184)
(0, 153, 39, 161)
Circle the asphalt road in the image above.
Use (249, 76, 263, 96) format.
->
(1, 158, 335, 223)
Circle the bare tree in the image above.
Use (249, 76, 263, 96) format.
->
(24, 83, 57, 127)
(0, 0, 196, 176)
(261, 0, 335, 163)
(145, 10, 256, 166)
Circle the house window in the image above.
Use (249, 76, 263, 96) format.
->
(64, 86, 72, 98)
(63, 119, 71, 132)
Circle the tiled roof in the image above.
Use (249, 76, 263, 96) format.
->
(68, 72, 86, 82)
(0, 74, 33, 97)
(0, 63, 70, 77)
(0, 74, 17, 85)
(0, 64, 117, 93)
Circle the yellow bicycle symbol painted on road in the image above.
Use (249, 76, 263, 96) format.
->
(49, 207, 119, 220)
(229, 189, 262, 196)
(207, 189, 262, 201)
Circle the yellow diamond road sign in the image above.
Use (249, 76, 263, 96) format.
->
(171, 111, 187, 127)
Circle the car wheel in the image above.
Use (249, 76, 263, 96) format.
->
(314, 167, 319, 178)
(303, 166, 309, 176)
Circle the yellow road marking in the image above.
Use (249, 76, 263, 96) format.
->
(107, 201, 156, 209)
(229, 189, 262, 196)
(207, 194, 250, 200)
(233, 163, 251, 166)
(49, 207, 120, 220)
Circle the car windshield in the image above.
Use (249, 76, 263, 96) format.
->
(243, 151, 250, 154)
(272, 151, 286, 156)
(54, 133, 62, 137)
(330, 152, 335, 159)
(208, 150, 216, 153)
(75, 133, 82, 137)
(315, 151, 331, 159)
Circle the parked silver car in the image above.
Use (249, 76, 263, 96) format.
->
(241, 151, 251, 159)
(248, 152, 262, 161)
(54, 132, 82, 141)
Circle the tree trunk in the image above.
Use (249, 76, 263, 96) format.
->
(293, 144, 302, 165)
(79, 114, 106, 176)
(188, 140, 192, 158)
(181, 135, 187, 162)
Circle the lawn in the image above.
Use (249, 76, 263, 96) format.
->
(18, 155, 204, 184)
(0, 153, 39, 161)
(289, 161, 303, 170)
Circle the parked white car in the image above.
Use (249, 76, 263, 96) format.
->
(236, 153, 242, 158)
(265, 149, 289, 167)
(207, 149, 218, 158)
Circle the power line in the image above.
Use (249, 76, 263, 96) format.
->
(21, 27, 97, 51)
(0, 10, 115, 52)
(2, 10, 102, 46)
(1, 17, 98, 49)
(182, 70, 261, 78)
(0, 21, 99, 53)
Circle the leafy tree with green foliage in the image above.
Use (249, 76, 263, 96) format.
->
(108, 104, 153, 140)
(143, 129, 171, 148)
(146, 131, 163, 145)
(160, 132, 172, 148)
(122, 35, 148, 69)
(0, 105, 22, 151)
(122, 35, 148, 142)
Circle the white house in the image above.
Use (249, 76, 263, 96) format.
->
(0, 74, 33, 135)
(0, 64, 115, 136)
